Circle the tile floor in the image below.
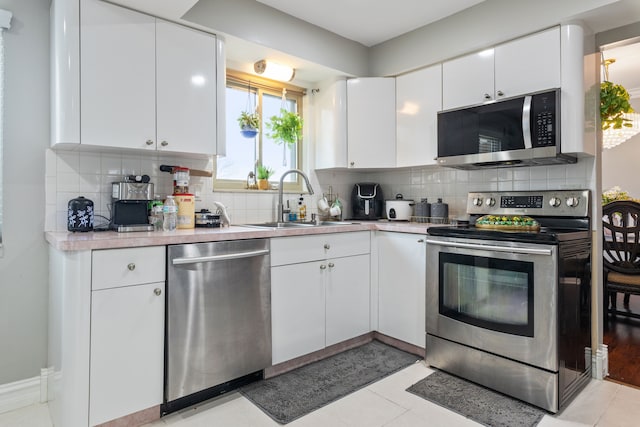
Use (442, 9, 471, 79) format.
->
(2, 361, 639, 427)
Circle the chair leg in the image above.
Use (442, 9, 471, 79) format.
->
(624, 293, 630, 306)
(611, 291, 617, 311)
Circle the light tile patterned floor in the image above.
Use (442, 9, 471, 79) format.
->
(2, 361, 640, 427)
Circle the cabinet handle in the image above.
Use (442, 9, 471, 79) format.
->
(127, 263, 136, 271)
(154, 288, 162, 296)
(350, 161, 355, 167)
(417, 239, 425, 243)
(320, 264, 327, 270)
(324, 243, 330, 250)
(145, 139, 154, 146)
(328, 262, 335, 268)
(497, 90, 504, 97)
(483, 93, 491, 100)
(160, 140, 168, 147)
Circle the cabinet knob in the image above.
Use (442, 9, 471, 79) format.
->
(417, 239, 425, 243)
(483, 93, 491, 100)
(328, 262, 335, 268)
(350, 161, 355, 167)
(145, 139, 154, 146)
(497, 90, 504, 97)
(127, 263, 136, 271)
(324, 243, 330, 250)
(320, 264, 327, 270)
(154, 288, 162, 296)
(160, 140, 168, 147)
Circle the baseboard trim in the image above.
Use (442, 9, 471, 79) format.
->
(0, 368, 51, 415)
(592, 344, 609, 380)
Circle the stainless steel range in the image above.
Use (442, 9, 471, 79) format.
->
(425, 190, 592, 413)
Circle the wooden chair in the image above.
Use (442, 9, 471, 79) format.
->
(602, 200, 640, 319)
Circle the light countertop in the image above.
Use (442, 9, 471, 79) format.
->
(45, 221, 441, 251)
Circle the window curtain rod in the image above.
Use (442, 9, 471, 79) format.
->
(226, 71, 306, 96)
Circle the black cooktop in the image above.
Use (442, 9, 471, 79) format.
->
(428, 223, 590, 244)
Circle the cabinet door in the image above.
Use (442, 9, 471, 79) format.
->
(271, 262, 325, 364)
(442, 50, 494, 110)
(315, 80, 348, 169)
(89, 282, 164, 426)
(377, 232, 426, 348)
(494, 27, 560, 100)
(156, 21, 218, 155)
(325, 254, 371, 347)
(80, 0, 156, 150)
(347, 78, 396, 168)
(396, 64, 442, 167)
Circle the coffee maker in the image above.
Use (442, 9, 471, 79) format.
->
(351, 183, 384, 220)
(110, 177, 155, 232)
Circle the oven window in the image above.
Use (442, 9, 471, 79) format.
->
(439, 252, 534, 337)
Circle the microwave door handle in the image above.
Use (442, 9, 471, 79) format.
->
(522, 95, 532, 149)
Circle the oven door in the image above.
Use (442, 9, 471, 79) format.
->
(425, 235, 558, 371)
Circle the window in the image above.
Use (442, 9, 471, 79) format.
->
(216, 70, 305, 191)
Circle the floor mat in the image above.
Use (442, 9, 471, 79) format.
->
(407, 370, 546, 427)
(240, 340, 419, 424)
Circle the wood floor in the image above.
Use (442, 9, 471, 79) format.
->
(603, 293, 640, 387)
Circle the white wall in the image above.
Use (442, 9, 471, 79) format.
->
(0, 0, 49, 384)
(602, 98, 640, 198)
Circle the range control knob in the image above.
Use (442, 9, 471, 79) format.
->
(566, 197, 579, 207)
(549, 197, 562, 207)
(472, 197, 483, 207)
(485, 197, 496, 207)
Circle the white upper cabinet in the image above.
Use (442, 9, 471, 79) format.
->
(156, 21, 217, 155)
(494, 27, 560, 100)
(347, 78, 396, 169)
(53, 0, 222, 156)
(443, 27, 561, 111)
(80, 0, 156, 151)
(315, 80, 348, 169)
(442, 50, 494, 110)
(396, 64, 442, 167)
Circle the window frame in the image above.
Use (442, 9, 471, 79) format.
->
(215, 70, 305, 192)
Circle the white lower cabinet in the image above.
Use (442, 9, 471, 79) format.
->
(89, 282, 165, 426)
(376, 232, 427, 348)
(271, 232, 371, 364)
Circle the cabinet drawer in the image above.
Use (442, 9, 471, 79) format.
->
(271, 231, 370, 266)
(92, 246, 165, 290)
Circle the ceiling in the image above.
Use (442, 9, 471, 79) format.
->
(254, 0, 486, 47)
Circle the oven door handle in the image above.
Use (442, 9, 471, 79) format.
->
(424, 239, 552, 256)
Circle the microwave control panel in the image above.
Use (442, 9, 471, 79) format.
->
(532, 91, 557, 147)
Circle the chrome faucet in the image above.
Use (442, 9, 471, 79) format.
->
(278, 169, 315, 222)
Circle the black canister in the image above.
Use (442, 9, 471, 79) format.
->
(430, 198, 448, 224)
(68, 196, 94, 232)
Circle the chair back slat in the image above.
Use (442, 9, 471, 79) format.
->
(603, 200, 640, 274)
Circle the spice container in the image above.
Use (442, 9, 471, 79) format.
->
(431, 198, 449, 224)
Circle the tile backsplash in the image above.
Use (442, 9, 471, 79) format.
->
(45, 148, 595, 231)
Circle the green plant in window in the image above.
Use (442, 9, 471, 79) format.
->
(266, 109, 303, 146)
(256, 164, 274, 180)
(237, 111, 260, 131)
(601, 81, 635, 130)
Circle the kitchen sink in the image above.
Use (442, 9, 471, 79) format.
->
(242, 221, 355, 229)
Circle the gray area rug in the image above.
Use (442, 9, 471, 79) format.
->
(240, 340, 419, 424)
(407, 370, 546, 427)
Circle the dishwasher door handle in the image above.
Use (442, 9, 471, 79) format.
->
(171, 249, 270, 265)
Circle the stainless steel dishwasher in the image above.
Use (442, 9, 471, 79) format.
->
(164, 239, 271, 414)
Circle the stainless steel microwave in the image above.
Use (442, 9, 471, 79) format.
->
(436, 89, 576, 169)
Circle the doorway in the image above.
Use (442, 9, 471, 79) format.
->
(601, 39, 640, 388)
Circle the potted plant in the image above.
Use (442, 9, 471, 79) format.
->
(256, 164, 274, 190)
(238, 111, 260, 138)
(266, 109, 303, 146)
(601, 80, 635, 131)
